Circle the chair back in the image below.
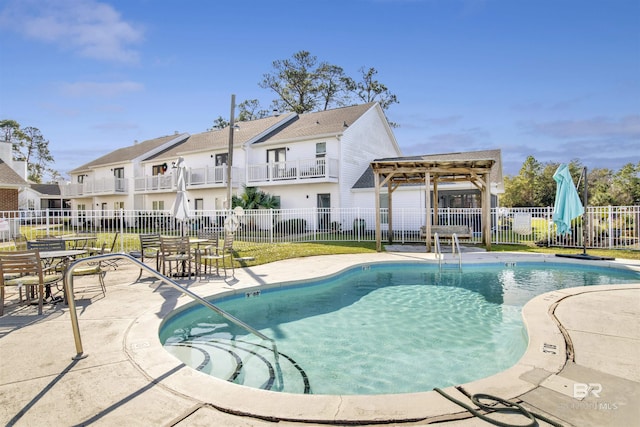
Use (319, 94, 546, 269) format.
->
(197, 230, 218, 242)
(160, 236, 190, 256)
(0, 250, 44, 282)
(139, 233, 161, 250)
(221, 232, 234, 254)
(27, 239, 66, 251)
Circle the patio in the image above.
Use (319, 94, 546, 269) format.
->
(0, 251, 639, 426)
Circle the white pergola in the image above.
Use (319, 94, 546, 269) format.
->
(371, 157, 496, 252)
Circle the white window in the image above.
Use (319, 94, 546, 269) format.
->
(152, 201, 165, 211)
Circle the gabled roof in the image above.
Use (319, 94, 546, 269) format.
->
(30, 183, 61, 197)
(145, 113, 297, 162)
(354, 149, 503, 192)
(0, 159, 29, 188)
(254, 102, 378, 144)
(69, 133, 190, 173)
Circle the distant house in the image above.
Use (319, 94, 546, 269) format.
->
(0, 141, 29, 211)
(24, 184, 68, 210)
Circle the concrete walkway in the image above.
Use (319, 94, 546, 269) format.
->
(0, 251, 638, 426)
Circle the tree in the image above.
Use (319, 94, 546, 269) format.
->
(611, 162, 640, 205)
(502, 156, 637, 207)
(209, 116, 228, 130)
(0, 119, 24, 145)
(259, 50, 398, 116)
(232, 186, 280, 209)
(260, 50, 321, 114)
(344, 67, 399, 111)
(16, 126, 55, 183)
(501, 156, 543, 207)
(588, 168, 615, 206)
(0, 119, 57, 183)
(315, 63, 350, 110)
(237, 99, 270, 121)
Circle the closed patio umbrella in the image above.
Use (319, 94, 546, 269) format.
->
(552, 163, 583, 236)
(170, 157, 190, 232)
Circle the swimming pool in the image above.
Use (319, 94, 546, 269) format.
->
(159, 261, 640, 395)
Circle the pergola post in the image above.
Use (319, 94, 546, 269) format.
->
(433, 178, 439, 226)
(374, 170, 381, 252)
(425, 172, 431, 252)
(387, 180, 393, 244)
(482, 172, 492, 250)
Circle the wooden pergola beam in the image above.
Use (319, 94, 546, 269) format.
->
(371, 158, 496, 253)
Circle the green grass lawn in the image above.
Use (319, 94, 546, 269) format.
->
(230, 240, 639, 266)
(489, 243, 640, 261)
(8, 229, 638, 265)
(231, 240, 379, 266)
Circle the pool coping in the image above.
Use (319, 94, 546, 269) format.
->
(125, 252, 640, 424)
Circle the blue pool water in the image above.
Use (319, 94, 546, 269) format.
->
(160, 262, 640, 395)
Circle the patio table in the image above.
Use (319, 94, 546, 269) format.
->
(38, 249, 87, 299)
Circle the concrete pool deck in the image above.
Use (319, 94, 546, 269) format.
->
(0, 250, 639, 426)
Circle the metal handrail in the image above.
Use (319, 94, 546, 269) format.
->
(434, 233, 462, 272)
(452, 233, 462, 271)
(64, 253, 279, 363)
(434, 232, 443, 271)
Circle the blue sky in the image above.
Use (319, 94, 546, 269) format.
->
(1, 0, 638, 180)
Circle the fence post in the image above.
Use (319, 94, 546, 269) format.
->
(119, 208, 125, 253)
(45, 208, 51, 237)
(269, 209, 273, 244)
(608, 205, 613, 249)
(548, 206, 552, 247)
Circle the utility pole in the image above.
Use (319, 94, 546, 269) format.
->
(226, 94, 235, 210)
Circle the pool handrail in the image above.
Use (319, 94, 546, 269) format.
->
(63, 253, 279, 363)
(434, 232, 443, 271)
(452, 233, 462, 271)
(434, 233, 462, 272)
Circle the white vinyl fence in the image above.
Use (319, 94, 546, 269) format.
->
(1, 206, 638, 253)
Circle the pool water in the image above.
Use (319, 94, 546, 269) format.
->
(160, 262, 640, 395)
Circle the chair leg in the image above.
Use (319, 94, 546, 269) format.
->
(0, 287, 4, 316)
(99, 271, 106, 296)
(37, 283, 43, 315)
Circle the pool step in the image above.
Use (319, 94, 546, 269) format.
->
(165, 338, 310, 394)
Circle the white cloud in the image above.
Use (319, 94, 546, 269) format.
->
(0, 0, 144, 63)
(59, 81, 144, 98)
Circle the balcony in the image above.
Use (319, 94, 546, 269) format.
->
(61, 177, 128, 197)
(134, 166, 240, 192)
(247, 158, 338, 185)
(133, 174, 174, 192)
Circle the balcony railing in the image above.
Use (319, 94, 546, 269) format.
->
(133, 166, 240, 192)
(61, 178, 128, 197)
(187, 165, 227, 187)
(247, 158, 338, 184)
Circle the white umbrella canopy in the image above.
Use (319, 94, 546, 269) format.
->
(170, 157, 190, 223)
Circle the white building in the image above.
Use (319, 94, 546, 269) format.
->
(62, 102, 503, 221)
(63, 103, 401, 213)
